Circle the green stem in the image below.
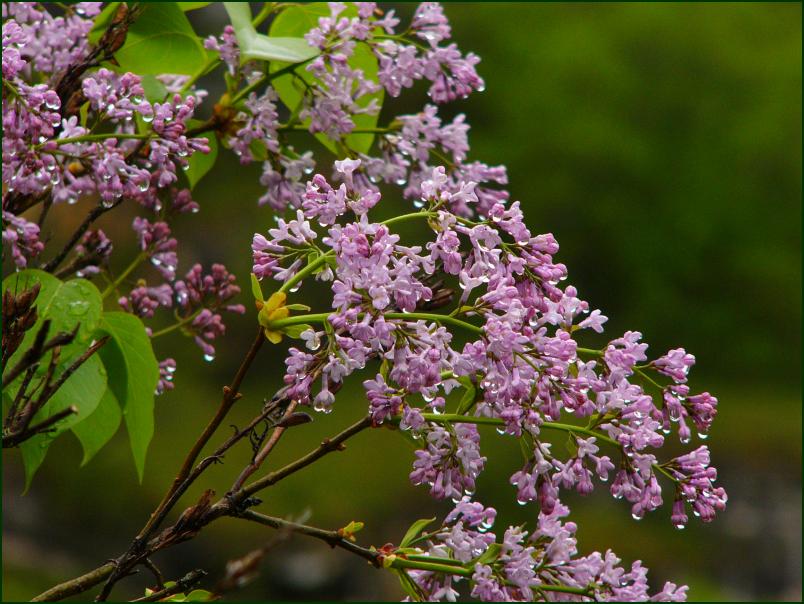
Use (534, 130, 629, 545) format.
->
(268, 312, 482, 335)
(389, 557, 472, 577)
(251, 2, 277, 27)
(150, 311, 202, 339)
(577, 347, 603, 357)
(179, 57, 220, 96)
(42, 132, 150, 148)
(382, 211, 437, 227)
(634, 366, 665, 391)
(387, 312, 481, 333)
(101, 252, 147, 300)
(404, 554, 465, 566)
(232, 59, 313, 105)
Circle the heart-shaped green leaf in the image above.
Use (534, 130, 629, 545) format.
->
(223, 2, 319, 63)
(115, 2, 207, 75)
(96, 312, 160, 482)
(72, 387, 123, 466)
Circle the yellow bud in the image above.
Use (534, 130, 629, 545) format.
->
(264, 329, 283, 344)
(264, 291, 287, 313)
(267, 306, 289, 322)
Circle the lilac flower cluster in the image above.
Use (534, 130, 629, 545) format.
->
(212, 1, 499, 213)
(253, 156, 726, 599)
(2, 210, 43, 268)
(328, 2, 486, 104)
(396, 497, 687, 601)
(3, 2, 100, 77)
(3, 2, 725, 598)
(3, 3, 241, 389)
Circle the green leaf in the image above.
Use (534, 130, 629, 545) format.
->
(399, 517, 436, 548)
(284, 303, 311, 311)
(140, 75, 168, 102)
(269, 2, 383, 154)
(472, 542, 503, 566)
(184, 590, 214, 602)
(96, 312, 160, 482)
(282, 323, 313, 339)
(18, 355, 107, 489)
(79, 101, 90, 128)
(223, 2, 319, 63)
(72, 388, 122, 466)
(115, 2, 207, 75)
(180, 2, 211, 11)
(565, 433, 578, 457)
(455, 382, 477, 415)
(3, 270, 103, 371)
(395, 569, 423, 602)
(88, 2, 122, 45)
(184, 120, 218, 189)
(250, 273, 264, 302)
(248, 139, 269, 161)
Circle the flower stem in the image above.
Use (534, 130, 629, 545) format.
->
(44, 132, 150, 148)
(267, 311, 482, 335)
(150, 311, 202, 339)
(101, 252, 147, 300)
(577, 347, 603, 357)
(390, 557, 472, 577)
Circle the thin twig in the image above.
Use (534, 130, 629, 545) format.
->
(13, 346, 61, 435)
(213, 523, 297, 596)
(130, 390, 292, 549)
(228, 399, 299, 493)
(95, 327, 265, 601)
(142, 558, 165, 590)
(2, 323, 78, 388)
(3, 405, 77, 448)
(35, 336, 110, 410)
(130, 569, 207, 602)
(2, 320, 51, 388)
(234, 415, 373, 501)
(41, 201, 121, 274)
(235, 510, 381, 566)
(137, 326, 265, 540)
(4, 365, 37, 430)
(33, 411, 372, 601)
(31, 562, 116, 602)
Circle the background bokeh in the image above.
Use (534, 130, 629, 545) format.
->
(3, 3, 801, 602)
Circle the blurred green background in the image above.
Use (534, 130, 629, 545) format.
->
(3, 2, 801, 602)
